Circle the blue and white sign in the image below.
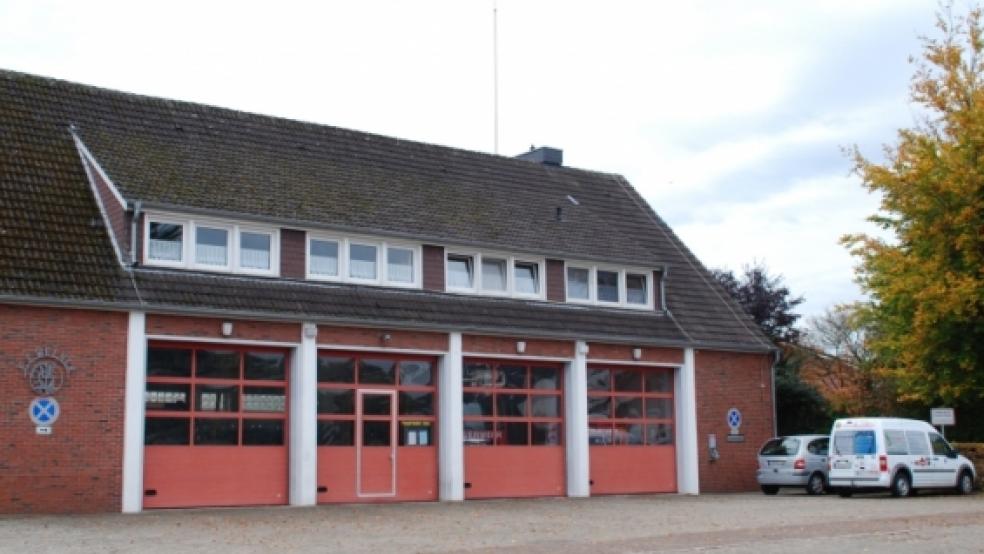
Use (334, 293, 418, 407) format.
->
(726, 407, 742, 435)
(29, 397, 60, 426)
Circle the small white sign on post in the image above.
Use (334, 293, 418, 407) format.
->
(931, 408, 955, 426)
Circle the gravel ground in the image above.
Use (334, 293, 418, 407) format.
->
(1, 491, 982, 553)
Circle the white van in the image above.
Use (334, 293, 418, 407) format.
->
(828, 417, 976, 497)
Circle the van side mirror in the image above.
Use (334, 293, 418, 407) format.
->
(947, 449, 959, 459)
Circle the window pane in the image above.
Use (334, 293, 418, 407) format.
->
(359, 359, 396, 384)
(930, 434, 950, 456)
(906, 431, 930, 455)
(614, 397, 643, 418)
(317, 356, 354, 383)
(464, 421, 494, 446)
(349, 243, 378, 279)
(645, 370, 672, 393)
(597, 270, 619, 302)
(147, 348, 191, 377)
(463, 392, 492, 416)
(145, 417, 189, 445)
(647, 423, 674, 445)
(481, 258, 507, 291)
(387, 247, 414, 283)
(497, 394, 528, 417)
(614, 423, 644, 445)
(243, 419, 283, 445)
(310, 239, 339, 276)
(362, 394, 392, 416)
(195, 226, 228, 265)
(463, 362, 494, 387)
(363, 421, 390, 446)
(447, 255, 474, 288)
(317, 389, 354, 414)
(399, 391, 434, 416)
(646, 397, 673, 419)
(567, 267, 590, 300)
(532, 423, 561, 445)
(194, 419, 239, 445)
(626, 273, 647, 304)
(588, 396, 610, 419)
(399, 421, 433, 446)
(243, 386, 286, 412)
(145, 383, 190, 411)
(531, 367, 559, 389)
(148, 222, 183, 261)
(587, 369, 610, 391)
(240, 231, 271, 270)
(885, 430, 908, 455)
(196, 350, 240, 379)
(498, 365, 527, 388)
(514, 261, 539, 294)
(497, 422, 528, 445)
(399, 360, 432, 386)
(613, 370, 642, 392)
(317, 420, 354, 446)
(244, 352, 286, 381)
(196, 385, 239, 412)
(589, 422, 614, 445)
(531, 395, 559, 417)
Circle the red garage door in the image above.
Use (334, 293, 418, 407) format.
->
(588, 366, 676, 494)
(143, 344, 289, 508)
(316, 352, 438, 503)
(463, 359, 565, 499)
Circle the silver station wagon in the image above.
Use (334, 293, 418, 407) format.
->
(757, 434, 830, 495)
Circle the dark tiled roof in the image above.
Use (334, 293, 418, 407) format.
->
(0, 69, 774, 351)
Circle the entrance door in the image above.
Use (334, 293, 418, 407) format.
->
(357, 389, 397, 497)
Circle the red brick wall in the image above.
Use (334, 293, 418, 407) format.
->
(280, 228, 306, 279)
(422, 245, 445, 291)
(0, 304, 128, 513)
(83, 156, 130, 263)
(318, 326, 449, 351)
(545, 259, 565, 302)
(462, 334, 574, 358)
(587, 343, 683, 365)
(695, 350, 775, 492)
(146, 314, 301, 343)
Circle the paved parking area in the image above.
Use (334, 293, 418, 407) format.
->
(2, 491, 982, 553)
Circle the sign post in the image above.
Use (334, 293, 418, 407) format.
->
(930, 407, 955, 439)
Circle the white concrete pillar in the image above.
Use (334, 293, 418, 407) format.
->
(289, 322, 318, 506)
(676, 347, 699, 494)
(565, 341, 590, 497)
(438, 332, 464, 501)
(122, 311, 146, 513)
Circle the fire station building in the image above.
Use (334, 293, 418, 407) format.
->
(0, 70, 777, 513)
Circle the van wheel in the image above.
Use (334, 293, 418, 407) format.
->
(837, 488, 853, 498)
(891, 472, 912, 497)
(956, 471, 974, 495)
(806, 473, 826, 495)
(760, 485, 780, 495)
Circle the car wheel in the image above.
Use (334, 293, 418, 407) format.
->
(957, 471, 974, 495)
(891, 472, 912, 498)
(760, 485, 780, 495)
(806, 473, 826, 495)
(837, 488, 853, 498)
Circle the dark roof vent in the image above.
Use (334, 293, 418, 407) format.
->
(515, 145, 562, 166)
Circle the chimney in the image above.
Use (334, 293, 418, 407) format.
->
(515, 145, 563, 166)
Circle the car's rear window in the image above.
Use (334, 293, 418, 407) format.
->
(760, 437, 801, 456)
(832, 430, 876, 455)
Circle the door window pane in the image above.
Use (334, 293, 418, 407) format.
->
(317, 420, 354, 446)
(587, 369, 610, 391)
(532, 423, 561, 445)
(194, 419, 239, 445)
(463, 363, 494, 387)
(349, 243, 378, 279)
(363, 421, 391, 446)
(317, 389, 354, 414)
(318, 356, 355, 383)
(244, 352, 286, 381)
(463, 393, 493, 416)
(387, 247, 414, 283)
(531, 395, 559, 417)
(148, 222, 183, 261)
(195, 226, 228, 266)
(243, 387, 286, 412)
(481, 257, 507, 291)
(645, 370, 672, 393)
(464, 421, 495, 445)
(399, 422, 432, 446)
(362, 394, 392, 416)
(597, 270, 619, 302)
(567, 267, 590, 300)
(514, 261, 539, 294)
(310, 239, 339, 276)
(498, 422, 528, 445)
(647, 423, 674, 445)
(930, 433, 951, 456)
(359, 359, 396, 384)
(196, 350, 240, 379)
(243, 419, 284, 445)
(447, 255, 474, 288)
(906, 431, 931, 455)
(613, 370, 642, 392)
(626, 273, 647, 304)
(399, 361, 432, 385)
(147, 348, 192, 377)
(399, 391, 434, 416)
(499, 365, 527, 388)
(145, 383, 191, 411)
(531, 367, 559, 389)
(196, 385, 240, 412)
(239, 231, 271, 270)
(497, 394, 527, 417)
(145, 417, 189, 445)
(646, 398, 673, 419)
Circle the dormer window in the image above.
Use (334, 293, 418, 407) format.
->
(447, 254, 475, 289)
(309, 238, 340, 277)
(386, 247, 415, 284)
(349, 243, 378, 280)
(306, 234, 420, 288)
(148, 221, 184, 263)
(143, 213, 279, 276)
(565, 262, 654, 310)
(239, 230, 272, 271)
(626, 273, 648, 305)
(446, 250, 544, 299)
(194, 226, 229, 268)
(481, 257, 507, 292)
(566, 267, 590, 300)
(514, 261, 540, 295)
(596, 270, 620, 303)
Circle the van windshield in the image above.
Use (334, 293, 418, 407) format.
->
(760, 437, 801, 456)
(833, 430, 876, 455)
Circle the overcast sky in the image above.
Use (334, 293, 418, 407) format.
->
(1, 0, 939, 321)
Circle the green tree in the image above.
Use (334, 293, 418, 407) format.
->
(843, 7, 984, 404)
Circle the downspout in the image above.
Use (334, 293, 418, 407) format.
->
(130, 200, 142, 266)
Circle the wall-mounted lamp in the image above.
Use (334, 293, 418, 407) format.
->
(577, 342, 590, 356)
(221, 321, 234, 337)
(632, 348, 643, 361)
(303, 323, 318, 339)
(516, 341, 527, 354)
(381, 333, 392, 343)
(708, 434, 720, 462)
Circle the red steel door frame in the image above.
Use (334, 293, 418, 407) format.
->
(356, 389, 398, 498)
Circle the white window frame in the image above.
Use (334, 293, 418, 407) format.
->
(565, 264, 594, 304)
(306, 233, 345, 282)
(347, 240, 382, 284)
(382, 241, 422, 288)
(446, 252, 478, 292)
(305, 234, 422, 288)
(191, 220, 233, 271)
(235, 225, 280, 277)
(142, 212, 280, 276)
(563, 261, 655, 310)
(445, 249, 545, 300)
(144, 217, 187, 268)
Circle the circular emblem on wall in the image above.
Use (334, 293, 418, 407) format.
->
(19, 346, 75, 395)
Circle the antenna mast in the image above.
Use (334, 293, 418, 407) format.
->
(493, 0, 499, 154)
